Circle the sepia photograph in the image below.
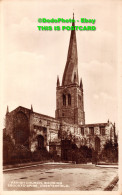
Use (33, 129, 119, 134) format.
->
(0, 0, 122, 194)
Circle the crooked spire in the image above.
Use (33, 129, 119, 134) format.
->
(62, 13, 79, 86)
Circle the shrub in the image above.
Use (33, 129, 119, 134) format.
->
(32, 148, 51, 162)
(99, 140, 118, 163)
(11, 144, 32, 162)
(70, 145, 93, 164)
(3, 133, 14, 165)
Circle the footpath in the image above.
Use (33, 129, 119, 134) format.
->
(3, 161, 118, 191)
(3, 160, 52, 172)
(3, 161, 72, 172)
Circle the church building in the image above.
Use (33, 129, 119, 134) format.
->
(5, 15, 116, 160)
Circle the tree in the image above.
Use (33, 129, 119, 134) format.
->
(100, 140, 118, 163)
(3, 132, 14, 164)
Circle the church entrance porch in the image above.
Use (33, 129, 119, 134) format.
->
(37, 135, 44, 149)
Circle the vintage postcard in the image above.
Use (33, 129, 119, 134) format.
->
(0, 0, 122, 194)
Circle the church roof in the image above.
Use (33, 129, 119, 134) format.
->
(62, 13, 79, 86)
(9, 106, 58, 121)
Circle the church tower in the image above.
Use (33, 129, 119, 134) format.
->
(55, 14, 85, 125)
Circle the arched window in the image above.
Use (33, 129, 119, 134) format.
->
(68, 94, 71, 105)
(63, 94, 66, 106)
(14, 112, 29, 147)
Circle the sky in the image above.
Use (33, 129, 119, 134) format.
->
(1, 0, 122, 129)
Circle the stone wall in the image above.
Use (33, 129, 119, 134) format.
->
(5, 106, 116, 157)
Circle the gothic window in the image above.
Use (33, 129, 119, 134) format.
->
(63, 94, 66, 106)
(100, 126, 105, 135)
(81, 127, 84, 135)
(68, 94, 71, 105)
(14, 111, 29, 147)
(89, 127, 94, 135)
